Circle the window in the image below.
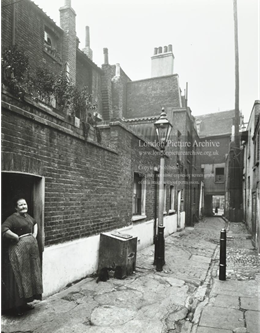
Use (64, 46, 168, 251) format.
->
(170, 186, 175, 211)
(132, 173, 146, 220)
(43, 27, 62, 63)
(215, 168, 225, 183)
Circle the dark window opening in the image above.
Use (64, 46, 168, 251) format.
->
(215, 168, 225, 183)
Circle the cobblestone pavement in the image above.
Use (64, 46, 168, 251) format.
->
(1, 217, 259, 333)
(225, 223, 260, 281)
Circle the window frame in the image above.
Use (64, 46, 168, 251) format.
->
(132, 172, 146, 221)
(169, 185, 175, 213)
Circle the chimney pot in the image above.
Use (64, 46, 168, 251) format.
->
(164, 46, 168, 53)
(64, 0, 71, 6)
(154, 47, 158, 55)
(115, 63, 120, 76)
(158, 46, 162, 53)
(168, 44, 172, 52)
(103, 48, 109, 65)
(85, 26, 90, 47)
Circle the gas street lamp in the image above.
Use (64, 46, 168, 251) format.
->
(154, 107, 173, 271)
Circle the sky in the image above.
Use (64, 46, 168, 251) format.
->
(33, 0, 259, 123)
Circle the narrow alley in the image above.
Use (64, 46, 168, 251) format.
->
(1, 217, 259, 333)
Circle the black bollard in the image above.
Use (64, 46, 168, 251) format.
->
(156, 226, 165, 272)
(219, 228, 226, 280)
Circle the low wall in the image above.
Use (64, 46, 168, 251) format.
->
(42, 212, 184, 297)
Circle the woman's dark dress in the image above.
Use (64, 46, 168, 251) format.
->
(1, 212, 43, 312)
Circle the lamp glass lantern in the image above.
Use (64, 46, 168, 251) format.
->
(154, 108, 173, 148)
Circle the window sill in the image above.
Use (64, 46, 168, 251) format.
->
(132, 215, 147, 222)
(168, 209, 176, 215)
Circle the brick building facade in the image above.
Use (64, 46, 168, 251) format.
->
(242, 100, 260, 252)
(2, 0, 201, 295)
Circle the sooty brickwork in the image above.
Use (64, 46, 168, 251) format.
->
(2, 93, 160, 246)
(126, 75, 181, 118)
(1, 0, 63, 76)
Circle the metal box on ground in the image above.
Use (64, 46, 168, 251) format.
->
(98, 232, 137, 279)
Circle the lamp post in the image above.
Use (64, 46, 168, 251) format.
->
(154, 107, 173, 271)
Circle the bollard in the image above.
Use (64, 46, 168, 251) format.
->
(156, 226, 165, 272)
(219, 228, 226, 280)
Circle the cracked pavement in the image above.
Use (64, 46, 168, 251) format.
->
(1, 217, 259, 333)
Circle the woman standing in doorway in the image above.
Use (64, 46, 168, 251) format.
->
(2, 198, 43, 315)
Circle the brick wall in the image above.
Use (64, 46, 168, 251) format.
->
(126, 75, 181, 118)
(1, 0, 63, 75)
(1, 2, 13, 47)
(2, 93, 161, 246)
(76, 51, 103, 116)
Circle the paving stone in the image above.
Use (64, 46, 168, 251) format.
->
(53, 323, 97, 333)
(211, 280, 260, 297)
(90, 305, 137, 326)
(245, 310, 260, 333)
(94, 289, 143, 309)
(233, 327, 248, 333)
(210, 295, 240, 309)
(166, 306, 189, 323)
(199, 306, 244, 330)
(197, 327, 233, 333)
(190, 255, 212, 264)
(119, 319, 164, 333)
(240, 297, 260, 311)
(85, 327, 115, 333)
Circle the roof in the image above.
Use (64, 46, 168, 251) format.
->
(195, 110, 236, 138)
(123, 117, 158, 142)
(76, 49, 102, 72)
(30, 0, 63, 31)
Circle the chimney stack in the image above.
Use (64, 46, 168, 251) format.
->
(103, 48, 109, 65)
(82, 26, 93, 60)
(59, 0, 76, 83)
(151, 44, 174, 78)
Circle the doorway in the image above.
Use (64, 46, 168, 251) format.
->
(1, 172, 45, 255)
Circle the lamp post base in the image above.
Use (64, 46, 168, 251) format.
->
(156, 226, 165, 272)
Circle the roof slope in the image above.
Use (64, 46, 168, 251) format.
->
(195, 110, 235, 137)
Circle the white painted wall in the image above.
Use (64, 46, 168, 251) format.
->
(42, 212, 184, 297)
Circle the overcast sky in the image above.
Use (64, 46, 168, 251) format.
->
(34, 0, 259, 122)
